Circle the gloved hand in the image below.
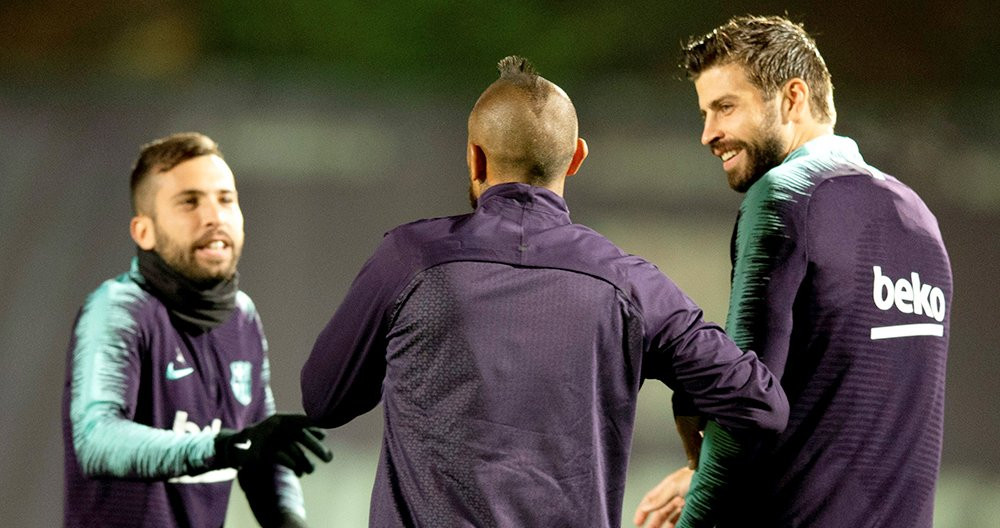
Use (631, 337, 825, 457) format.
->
(214, 413, 333, 476)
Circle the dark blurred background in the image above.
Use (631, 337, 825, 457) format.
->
(2, 1, 998, 526)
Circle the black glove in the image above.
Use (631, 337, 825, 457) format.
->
(214, 414, 333, 476)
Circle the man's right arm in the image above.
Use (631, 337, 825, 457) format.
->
(69, 283, 331, 483)
(67, 283, 215, 479)
(636, 268, 788, 434)
(634, 265, 788, 527)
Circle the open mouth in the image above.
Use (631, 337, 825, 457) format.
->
(194, 236, 232, 261)
(718, 148, 743, 172)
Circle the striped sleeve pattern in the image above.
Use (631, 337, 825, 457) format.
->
(68, 276, 215, 478)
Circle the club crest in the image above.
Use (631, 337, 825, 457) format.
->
(229, 361, 253, 406)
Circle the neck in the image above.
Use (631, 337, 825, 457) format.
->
(485, 174, 565, 197)
(136, 248, 238, 332)
(786, 122, 835, 156)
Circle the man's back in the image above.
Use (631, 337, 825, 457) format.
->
(379, 260, 634, 526)
(722, 136, 951, 527)
(304, 183, 787, 527)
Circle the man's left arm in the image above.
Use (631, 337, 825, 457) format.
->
(301, 233, 409, 427)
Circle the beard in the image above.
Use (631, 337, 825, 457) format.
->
(724, 106, 787, 193)
(154, 224, 241, 283)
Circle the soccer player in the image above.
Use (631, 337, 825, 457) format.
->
(301, 56, 788, 527)
(62, 132, 332, 528)
(634, 15, 952, 528)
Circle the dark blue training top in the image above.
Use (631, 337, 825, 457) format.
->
(302, 182, 788, 527)
(62, 259, 304, 527)
(719, 135, 952, 527)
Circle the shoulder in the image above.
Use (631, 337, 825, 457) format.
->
(82, 272, 155, 323)
(744, 146, 879, 222)
(75, 271, 157, 346)
(557, 223, 676, 308)
(234, 290, 257, 318)
(383, 214, 470, 247)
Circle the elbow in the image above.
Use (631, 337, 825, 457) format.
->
(72, 435, 112, 479)
(763, 396, 789, 434)
(302, 397, 338, 429)
(302, 392, 374, 429)
(757, 386, 789, 434)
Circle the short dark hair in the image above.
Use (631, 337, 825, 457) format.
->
(471, 55, 577, 185)
(682, 15, 835, 124)
(129, 132, 222, 215)
(496, 55, 548, 115)
(497, 55, 539, 80)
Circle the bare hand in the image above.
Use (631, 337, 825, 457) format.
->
(633, 466, 694, 527)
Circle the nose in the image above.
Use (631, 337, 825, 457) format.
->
(199, 198, 224, 227)
(701, 114, 722, 146)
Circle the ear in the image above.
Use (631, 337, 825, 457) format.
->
(781, 78, 811, 123)
(565, 137, 589, 176)
(130, 215, 156, 250)
(468, 142, 487, 184)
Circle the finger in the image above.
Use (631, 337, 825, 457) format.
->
(275, 443, 314, 476)
(634, 505, 650, 526)
(284, 444, 315, 475)
(645, 507, 671, 528)
(668, 500, 684, 526)
(637, 483, 677, 526)
(277, 414, 312, 434)
(297, 429, 334, 462)
(274, 452, 303, 476)
(652, 496, 684, 528)
(638, 476, 677, 511)
(305, 426, 327, 441)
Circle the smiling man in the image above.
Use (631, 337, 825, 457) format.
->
(62, 132, 331, 528)
(635, 15, 953, 528)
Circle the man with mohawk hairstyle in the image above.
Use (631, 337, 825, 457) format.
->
(302, 56, 787, 527)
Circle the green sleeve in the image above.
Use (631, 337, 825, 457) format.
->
(674, 420, 749, 528)
(68, 278, 216, 479)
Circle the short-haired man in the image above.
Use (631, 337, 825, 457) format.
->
(301, 56, 788, 527)
(62, 132, 332, 527)
(635, 15, 952, 528)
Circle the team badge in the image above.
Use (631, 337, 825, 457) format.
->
(229, 361, 253, 406)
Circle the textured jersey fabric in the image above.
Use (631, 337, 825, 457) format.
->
(62, 258, 304, 527)
(302, 183, 788, 527)
(718, 135, 952, 527)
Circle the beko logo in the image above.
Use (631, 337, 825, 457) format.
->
(167, 410, 237, 484)
(870, 266, 946, 340)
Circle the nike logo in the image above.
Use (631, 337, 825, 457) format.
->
(234, 440, 252, 450)
(166, 362, 195, 380)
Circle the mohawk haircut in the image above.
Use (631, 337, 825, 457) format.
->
(497, 55, 538, 78)
(470, 55, 577, 186)
(495, 55, 548, 112)
(682, 15, 836, 124)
